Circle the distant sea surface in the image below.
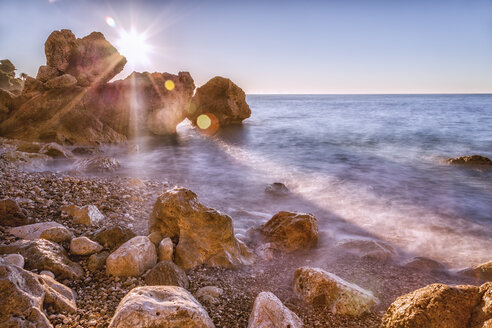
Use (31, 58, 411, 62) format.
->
(107, 94, 492, 268)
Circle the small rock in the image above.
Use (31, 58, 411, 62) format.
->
(70, 236, 103, 256)
(127, 177, 145, 188)
(9, 221, 67, 240)
(36, 65, 60, 82)
(157, 237, 173, 262)
(40, 225, 74, 243)
(447, 155, 492, 166)
(92, 225, 135, 250)
(143, 261, 189, 289)
(2, 253, 24, 268)
(248, 291, 303, 328)
(73, 156, 121, 173)
(106, 236, 157, 277)
(40, 270, 55, 279)
(195, 286, 223, 305)
(0, 198, 29, 226)
(87, 251, 110, 271)
(61, 204, 104, 225)
(147, 231, 163, 246)
(265, 182, 291, 196)
(336, 237, 396, 262)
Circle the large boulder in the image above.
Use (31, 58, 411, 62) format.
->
(0, 198, 29, 226)
(8, 221, 66, 240)
(0, 239, 84, 279)
(447, 155, 492, 166)
(143, 261, 189, 289)
(106, 236, 157, 277)
(248, 292, 303, 328)
(293, 267, 378, 316)
(470, 283, 492, 328)
(149, 187, 254, 269)
(188, 76, 251, 127)
(259, 211, 318, 252)
(381, 283, 482, 328)
(108, 286, 215, 328)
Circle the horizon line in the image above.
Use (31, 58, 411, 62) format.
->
(246, 92, 492, 96)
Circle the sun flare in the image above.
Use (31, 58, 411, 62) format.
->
(115, 28, 151, 67)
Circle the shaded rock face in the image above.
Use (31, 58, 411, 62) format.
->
(381, 283, 483, 328)
(37, 65, 60, 82)
(39, 142, 73, 158)
(447, 155, 492, 166)
(403, 256, 447, 273)
(248, 292, 303, 328)
(0, 198, 29, 226)
(293, 266, 378, 316)
(106, 236, 157, 277)
(0, 89, 13, 122)
(0, 239, 84, 279)
(470, 283, 492, 328)
(143, 261, 189, 289)
(88, 251, 109, 271)
(149, 187, 254, 269)
(259, 211, 318, 252)
(108, 286, 215, 328)
(92, 225, 136, 250)
(265, 182, 291, 197)
(188, 76, 251, 127)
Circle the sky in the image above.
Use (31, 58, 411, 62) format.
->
(1, 0, 492, 94)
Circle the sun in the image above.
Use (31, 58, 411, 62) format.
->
(115, 28, 151, 67)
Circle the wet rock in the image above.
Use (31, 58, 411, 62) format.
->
(248, 291, 303, 328)
(381, 283, 481, 328)
(2, 254, 24, 268)
(259, 211, 318, 252)
(470, 282, 492, 328)
(70, 236, 103, 255)
(40, 225, 74, 243)
(0, 239, 84, 279)
(254, 243, 277, 261)
(61, 204, 104, 225)
(87, 251, 109, 271)
(149, 187, 254, 269)
(106, 236, 157, 277)
(0, 150, 50, 170)
(157, 237, 173, 262)
(265, 182, 291, 196)
(39, 142, 73, 158)
(336, 237, 396, 262)
(0, 197, 29, 226)
(92, 225, 136, 250)
(108, 286, 215, 328)
(447, 155, 492, 166)
(196, 286, 223, 305)
(188, 76, 251, 127)
(293, 266, 379, 316)
(143, 261, 189, 289)
(73, 156, 121, 172)
(36, 65, 60, 82)
(44, 73, 77, 89)
(403, 256, 447, 273)
(9, 221, 66, 240)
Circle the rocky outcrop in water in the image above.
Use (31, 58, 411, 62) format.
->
(188, 76, 251, 128)
(149, 187, 254, 269)
(447, 155, 492, 166)
(336, 237, 396, 262)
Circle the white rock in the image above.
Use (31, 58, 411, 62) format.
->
(248, 292, 303, 328)
(40, 270, 55, 279)
(108, 286, 215, 328)
(106, 236, 157, 277)
(70, 236, 103, 256)
(293, 267, 379, 316)
(157, 237, 173, 262)
(9, 222, 66, 240)
(195, 286, 223, 305)
(61, 204, 104, 225)
(3, 254, 24, 268)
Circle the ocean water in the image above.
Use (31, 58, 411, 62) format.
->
(113, 95, 491, 268)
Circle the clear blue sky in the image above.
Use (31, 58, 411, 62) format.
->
(1, 0, 491, 94)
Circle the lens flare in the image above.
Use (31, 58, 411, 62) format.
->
(105, 16, 116, 28)
(197, 114, 212, 130)
(165, 80, 175, 91)
(115, 28, 151, 67)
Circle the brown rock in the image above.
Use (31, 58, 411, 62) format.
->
(381, 283, 481, 328)
(447, 155, 492, 166)
(40, 142, 73, 158)
(149, 187, 254, 269)
(9, 221, 66, 240)
(0, 239, 84, 279)
(259, 211, 318, 252)
(39, 274, 77, 313)
(0, 89, 13, 122)
(0, 198, 29, 226)
(73, 156, 120, 172)
(248, 291, 303, 328)
(157, 237, 173, 261)
(61, 204, 105, 225)
(69, 236, 103, 255)
(40, 225, 73, 243)
(87, 251, 109, 271)
(22, 76, 45, 96)
(460, 261, 492, 282)
(143, 261, 189, 289)
(403, 256, 447, 272)
(92, 225, 136, 250)
(44, 29, 78, 72)
(188, 76, 251, 127)
(36, 65, 60, 82)
(336, 237, 395, 261)
(195, 286, 223, 305)
(44, 74, 77, 89)
(106, 236, 157, 277)
(470, 283, 492, 328)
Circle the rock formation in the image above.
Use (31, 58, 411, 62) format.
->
(149, 187, 254, 269)
(188, 76, 251, 127)
(248, 292, 303, 328)
(447, 155, 492, 166)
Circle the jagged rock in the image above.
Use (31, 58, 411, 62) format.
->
(22, 76, 45, 96)
(70, 236, 103, 255)
(336, 237, 395, 261)
(108, 286, 215, 328)
(195, 286, 223, 305)
(259, 211, 318, 252)
(381, 283, 481, 328)
(88, 251, 109, 271)
(0, 239, 84, 279)
(143, 261, 189, 289)
(0, 149, 50, 170)
(44, 74, 77, 89)
(40, 142, 73, 158)
(248, 292, 303, 328)
(0, 59, 22, 93)
(39, 274, 77, 313)
(2, 254, 24, 268)
(106, 236, 157, 277)
(157, 237, 173, 261)
(470, 283, 492, 328)
(403, 256, 447, 273)
(0, 197, 29, 226)
(36, 65, 60, 82)
(73, 156, 121, 172)
(92, 225, 136, 250)
(40, 225, 74, 243)
(447, 155, 492, 166)
(188, 76, 251, 127)
(44, 29, 78, 72)
(9, 221, 66, 240)
(293, 267, 378, 316)
(459, 261, 492, 281)
(265, 182, 291, 196)
(149, 187, 254, 269)
(61, 204, 104, 225)
(0, 89, 13, 121)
